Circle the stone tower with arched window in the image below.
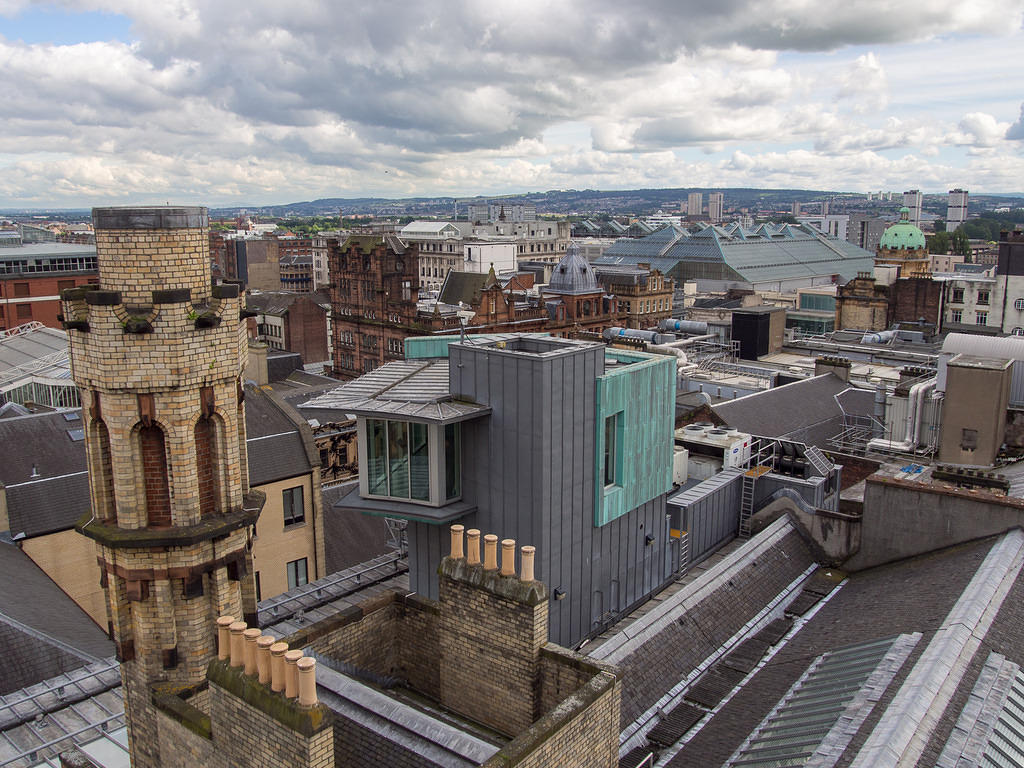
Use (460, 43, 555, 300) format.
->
(63, 207, 263, 768)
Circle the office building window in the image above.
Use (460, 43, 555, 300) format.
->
(951, 288, 965, 303)
(950, 309, 963, 324)
(978, 290, 990, 305)
(1016, 298, 1024, 311)
(287, 558, 308, 590)
(283, 486, 304, 526)
(16, 304, 31, 320)
(976, 311, 988, 325)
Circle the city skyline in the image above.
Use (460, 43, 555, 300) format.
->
(1, 0, 1023, 208)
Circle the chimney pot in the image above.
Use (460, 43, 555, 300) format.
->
(521, 546, 536, 582)
(297, 657, 318, 707)
(270, 642, 289, 692)
(284, 650, 304, 699)
(256, 635, 275, 684)
(243, 628, 261, 676)
(500, 538, 516, 576)
(216, 615, 235, 660)
(229, 621, 247, 668)
(450, 524, 465, 559)
(483, 534, 499, 570)
(466, 529, 481, 565)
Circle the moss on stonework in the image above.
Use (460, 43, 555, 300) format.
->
(439, 557, 549, 606)
(151, 682, 212, 740)
(76, 491, 264, 548)
(283, 591, 397, 649)
(539, 643, 616, 678)
(207, 659, 331, 737)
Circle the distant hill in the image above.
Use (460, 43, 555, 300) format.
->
(5, 188, 1023, 221)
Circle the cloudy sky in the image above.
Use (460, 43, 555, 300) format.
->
(2, 0, 1024, 208)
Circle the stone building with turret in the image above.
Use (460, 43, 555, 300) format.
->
(875, 207, 930, 277)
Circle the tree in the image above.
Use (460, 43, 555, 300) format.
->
(951, 228, 971, 257)
(933, 219, 946, 233)
(927, 231, 950, 254)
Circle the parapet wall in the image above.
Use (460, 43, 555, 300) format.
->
(161, 526, 620, 768)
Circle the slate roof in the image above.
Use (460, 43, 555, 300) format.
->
(244, 385, 317, 485)
(712, 374, 873, 449)
(322, 482, 393, 574)
(245, 289, 330, 316)
(438, 271, 488, 306)
(0, 542, 113, 695)
(546, 241, 600, 295)
(662, 535, 1013, 768)
(0, 411, 89, 538)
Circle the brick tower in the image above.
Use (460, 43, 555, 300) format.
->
(64, 207, 263, 768)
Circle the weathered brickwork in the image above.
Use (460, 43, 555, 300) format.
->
(154, 700, 218, 767)
(437, 558, 549, 737)
(332, 718, 444, 768)
(210, 676, 333, 768)
(480, 669, 620, 768)
(302, 595, 402, 678)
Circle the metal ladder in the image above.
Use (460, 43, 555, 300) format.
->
(739, 473, 756, 538)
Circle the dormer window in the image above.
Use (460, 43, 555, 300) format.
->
(362, 418, 462, 506)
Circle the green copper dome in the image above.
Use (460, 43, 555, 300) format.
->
(879, 207, 926, 251)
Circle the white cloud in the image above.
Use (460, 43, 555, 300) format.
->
(1, 0, 1024, 205)
(836, 52, 888, 112)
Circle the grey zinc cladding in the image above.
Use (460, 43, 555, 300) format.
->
(402, 336, 675, 648)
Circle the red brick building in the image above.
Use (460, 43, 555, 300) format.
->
(1, 244, 98, 331)
(328, 233, 428, 379)
(245, 290, 331, 364)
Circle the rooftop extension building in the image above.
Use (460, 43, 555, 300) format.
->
(303, 333, 678, 648)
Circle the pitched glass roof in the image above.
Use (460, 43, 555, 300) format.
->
(596, 223, 874, 285)
(725, 633, 919, 768)
(937, 652, 1024, 768)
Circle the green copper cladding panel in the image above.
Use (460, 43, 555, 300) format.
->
(404, 333, 550, 360)
(595, 350, 675, 527)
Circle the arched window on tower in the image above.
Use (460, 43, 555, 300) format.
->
(140, 425, 171, 527)
(89, 419, 116, 522)
(195, 416, 221, 517)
